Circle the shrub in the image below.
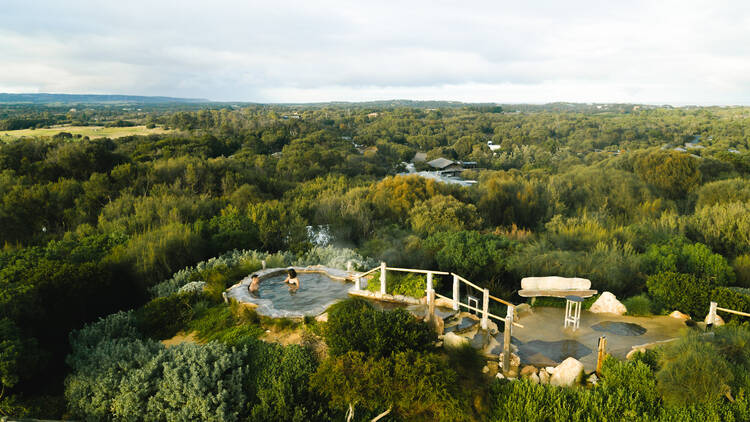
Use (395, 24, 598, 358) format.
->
(365, 270, 439, 298)
(68, 310, 142, 354)
(711, 287, 750, 323)
(409, 194, 483, 235)
(733, 254, 750, 288)
(189, 303, 262, 346)
(656, 333, 734, 406)
(312, 351, 467, 422)
(623, 294, 654, 316)
(324, 298, 435, 358)
(136, 293, 193, 339)
(599, 356, 660, 417)
(425, 230, 515, 285)
(642, 238, 734, 286)
(646, 271, 711, 317)
(510, 240, 643, 297)
(691, 201, 750, 256)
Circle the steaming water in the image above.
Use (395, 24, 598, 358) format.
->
(234, 273, 353, 318)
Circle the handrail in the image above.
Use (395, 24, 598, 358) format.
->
(489, 294, 514, 307)
(358, 267, 381, 278)
(716, 307, 750, 318)
(436, 294, 522, 328)
(453, 274, 483, 291)
(386, 267, 451, 275)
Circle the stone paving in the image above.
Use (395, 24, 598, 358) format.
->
(433, 306, 689, 371)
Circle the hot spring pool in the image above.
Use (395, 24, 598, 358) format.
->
(226, 269, 355, 318)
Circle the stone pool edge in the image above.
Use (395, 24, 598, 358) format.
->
(224, 265, 364, 317)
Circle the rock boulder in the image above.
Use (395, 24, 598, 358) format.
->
(705, 313, 725, 326)
(443, 332, 470, 349)
(589, 292, 627, 315)
(669, 310, 690, 320)
(538, 368, 550, 384)
(549, 357, 584, 387)
(520, 365, 538, 378)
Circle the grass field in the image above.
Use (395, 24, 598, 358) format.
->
(0, 125, 173, 140)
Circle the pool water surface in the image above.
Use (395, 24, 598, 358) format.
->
(230, 272, 353, 318)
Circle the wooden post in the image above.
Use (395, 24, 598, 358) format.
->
(596, 336, 607, 376)
(502, 315, 512, 374)
(346, 260, 353, 272)
(354, 277, 361, 291)
(427, 289, 436, 323)
(426, 272, 433, 305)
(708, 301, 718, 328)
(261, 260, 266, 269)
(481, 288, 489, 330)
(380, 262, 386, 295)
(452, 274, 460, 311)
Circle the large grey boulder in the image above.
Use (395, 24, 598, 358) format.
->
(589, 292, 627, 315)
(549, 357, 584, 387)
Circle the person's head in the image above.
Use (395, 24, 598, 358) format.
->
(251, 274, 259, 281)
(288, 268, 297, 278)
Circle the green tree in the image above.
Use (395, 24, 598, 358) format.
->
(409, 194, 483, 235)
(312, 351, 466, 422)
(646, 271, 711, 317)
(634, 149, 701, 199)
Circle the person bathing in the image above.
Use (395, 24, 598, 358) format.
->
(283, 268, 301, 291)
(248, 274, 261, 295)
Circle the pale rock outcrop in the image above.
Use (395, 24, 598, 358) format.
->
(443, 332, 470, 349)
(520, 365, 538, 378)
(549, 357, 584, 387)
(538, 368, 550, 384)
(589, 292, 627, 315)
(705, 313, 725, 326)
(528, 373, 540, 384)
(669, 310, 690, 320)
(434, 297, 455, 308)
(315, 313, 328, 323)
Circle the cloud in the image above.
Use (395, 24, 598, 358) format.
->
(0, 0, 748, 104)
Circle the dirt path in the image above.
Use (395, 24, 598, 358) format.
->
(162, 331, 200, 347)
(260, 328, 304, 346)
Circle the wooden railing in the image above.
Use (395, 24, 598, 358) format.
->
(353, 261, 522, 374)
(708, 301, 750, 324)
(354, 262, 519, 330)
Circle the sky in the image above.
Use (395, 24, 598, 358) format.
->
(1, 1, 749, 104)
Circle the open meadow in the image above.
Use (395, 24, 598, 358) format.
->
(0, 124, 173, 140)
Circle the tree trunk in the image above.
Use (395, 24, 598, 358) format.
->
(346, 403, 354, 422)
(371, 405, 393, 422)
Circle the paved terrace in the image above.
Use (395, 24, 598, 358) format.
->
(510, 307, 689, 371)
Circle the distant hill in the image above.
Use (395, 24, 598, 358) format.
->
(0, 93, 210, 104)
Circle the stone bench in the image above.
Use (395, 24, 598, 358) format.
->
(518, 276, 598, 298)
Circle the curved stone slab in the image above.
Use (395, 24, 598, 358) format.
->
(521, 276, 591, 291)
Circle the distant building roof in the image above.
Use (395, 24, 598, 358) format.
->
(427, 157, 458, 169)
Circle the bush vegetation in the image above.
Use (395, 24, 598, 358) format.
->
(3, 102, 750, 418)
